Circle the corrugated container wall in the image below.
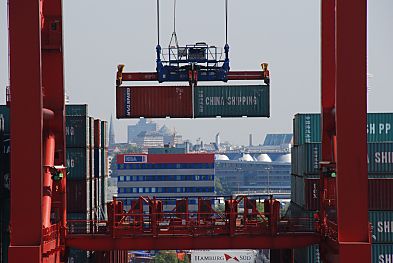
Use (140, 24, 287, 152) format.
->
(94, 149, 101, 178)
(293, 113, 393, 145)
(292, 142, 393, 175)
(88, 117, 95, 221)
(101, 150, 108, 178)
(65, 104, 88, 117)
(67, 180, 90, 213)
(294, 245, 321, 263)
(101, 121, 108, 148)
(372, 244, 393, 263)
(116, 86, 192, 118)
(368, 179, 393, 210)
(369, 211, 393, 243)
(294, 239, 393, 263)
(1, 131, 10, 263)
(194, 85, 270, 118)
(0, 106, 10, 133)
(94, 119, 101, 149)
(117, 85, 270, 119)
(101, 176, 108, 207)
(66, 116, 90, 147)
(66, 148, 90, 180)
(292, 178, 393, 211)
(68, 249, 89, 263)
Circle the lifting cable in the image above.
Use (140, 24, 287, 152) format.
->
(169, 0, 179, 48)
(225, 0, 228, 45)
(156, 0, 160, 45)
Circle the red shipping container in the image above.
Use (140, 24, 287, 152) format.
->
(368, 178, 393, 210)
(294, 178, 393, 211)
(304, 178, 319, 210)
(116, 86, 192, 118)
(94, 119, 101, 148)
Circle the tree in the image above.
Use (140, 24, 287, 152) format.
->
(214, 176, 224, 195)
(154, 252, 178, 263)
(154, 251, 190, 263)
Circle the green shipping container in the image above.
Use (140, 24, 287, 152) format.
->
(68, 248, 88, 263)
(294, 245, 321, 263)
(101, 176, 108, 209)
(1, 197, 10, 263)
(66, 104, 88, 116)
(372, 244, 393, 263)
(293, 113, 393, 145)
(0, 105, 10, 133)
(369, 211, 393, 243)
(94, 148, 101, 178)
(101, 121, 108, 149)
(368, 143, 393, 174)
(66, 148, 90, 180)
(66, 116, 90, 147)
(101, 150, 108, 178)
(293, 114, 321, 145)
(292, 143, 393, 175)
(194, 85, 270, 118)
(291, 143, 321, 175)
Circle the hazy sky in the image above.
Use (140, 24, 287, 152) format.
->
(1, 1, 392, 145)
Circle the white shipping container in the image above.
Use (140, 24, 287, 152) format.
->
(191, 250, 256, 263)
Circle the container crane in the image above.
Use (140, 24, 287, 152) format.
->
(155, 0, 230, 84)
(6, 0, 370, 262)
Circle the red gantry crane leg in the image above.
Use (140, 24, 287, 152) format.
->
(8, 0, 66, 262)
(9, 0, 44, 261)
(320, 0, 371, 262)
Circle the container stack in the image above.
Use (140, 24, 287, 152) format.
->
(291, 113, 393, 262)
(93, 119, 102, 221)
(66, 105, 92, 221)
(100, 120, 109, 219)
(0, 105, 10, 263)
(66, 105, 94, 262)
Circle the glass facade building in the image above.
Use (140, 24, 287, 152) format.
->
(116, 153, 215, 209)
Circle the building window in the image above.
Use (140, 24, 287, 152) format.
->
(139, 187, 143, 193)
(151, 187, 156, 193)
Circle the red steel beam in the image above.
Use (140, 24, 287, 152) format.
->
(121, 72, 158, 81)
(227, 71, 264, 80)
(41, 0, 65, 166)
(66, 234, 320, 251)
(120, 71, 265, 82)
(320, 0, 336, 259)
(8, 0, 43, 261)
(335, 0, 370, 262)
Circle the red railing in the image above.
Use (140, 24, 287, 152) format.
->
(67, 196, 319, 237)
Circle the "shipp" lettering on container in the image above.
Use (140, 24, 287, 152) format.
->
(367, 123, 391, 135)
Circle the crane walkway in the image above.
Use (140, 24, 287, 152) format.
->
(65, 196, 320, 251)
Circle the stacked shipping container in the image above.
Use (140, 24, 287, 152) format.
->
(0, 106, 10, 263)
(100, 121, 109, 219)
(66, 105, 109, 262)
(291, 113, 393, 263)
(0, 105, 109, 263)
(66, 105, 93, 262)
(93, 119, 109, 220)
